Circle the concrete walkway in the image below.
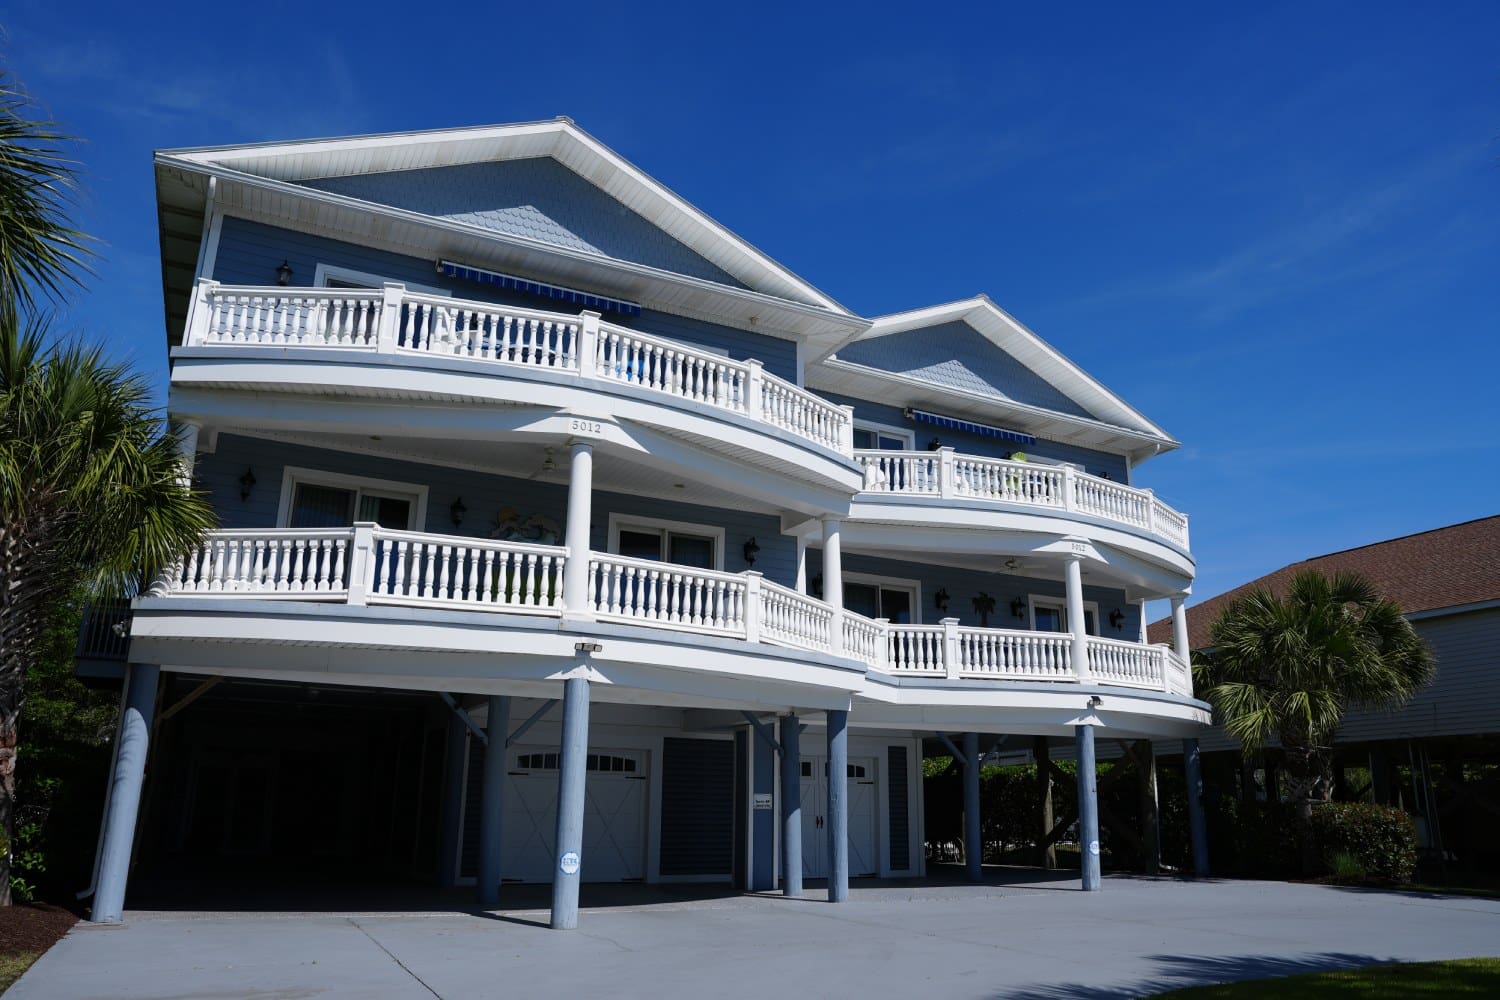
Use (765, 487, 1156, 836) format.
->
(11, 875, 1499, 999)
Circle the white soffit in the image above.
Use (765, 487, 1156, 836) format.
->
(842, 297, 1175, 445)
(156, 119, 850, 316)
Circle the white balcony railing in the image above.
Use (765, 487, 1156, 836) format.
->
(183, 280, 853, 457)
(149, 527, 1194, 699)
(856, 448, 1189, 549)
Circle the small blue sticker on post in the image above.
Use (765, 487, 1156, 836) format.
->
(1088, 840, 1101, 856)
(560, 851, 581, 875)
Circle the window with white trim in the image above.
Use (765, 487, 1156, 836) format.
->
(607, 514, 724, 571)
(312, 264, 450, 296)
(843, 572, 920, 625)
(852, 421, 914, 451)
(1028, 595, 1099, 636)
(276, 467, 427, 531)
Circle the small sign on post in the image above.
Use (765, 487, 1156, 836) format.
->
(560, 851, 581, 875)
(753, 793, 773, 811)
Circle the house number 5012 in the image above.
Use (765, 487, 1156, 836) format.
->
(570, 419, 603, 435)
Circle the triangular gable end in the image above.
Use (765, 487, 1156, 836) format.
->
(845, 297, 1174, 442)
(299, 157, 745, 288)
(158, 119, 849, 314)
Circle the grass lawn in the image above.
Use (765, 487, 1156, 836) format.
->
(1151, 958, 1500, 997)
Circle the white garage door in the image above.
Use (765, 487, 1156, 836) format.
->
(503, 748, 648, 883)
(799, 756, 878, 878)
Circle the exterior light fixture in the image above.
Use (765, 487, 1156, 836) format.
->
(238, 468, 257, 501)
(934, 588, 950, 613)
(575, 641, 603, 654)
(450, 496, 467, 527)
(1010, 597, 1027, 621)
(276, 260, 293, 286)
(1109, 608, 1125, 631)
(742, 537, 760, 566)
(1087, 695, 1103, 710)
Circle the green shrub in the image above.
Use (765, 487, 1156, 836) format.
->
(1310, 802, 1417, 881)
(1327, 849, 1368, 880)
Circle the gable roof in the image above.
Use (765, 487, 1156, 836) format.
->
(809, 296, 1179, 463)
(154, 119, 868, 351)
(1148, 515, 1500, 647)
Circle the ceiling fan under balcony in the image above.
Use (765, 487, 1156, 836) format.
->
(527, 447, 558, 480)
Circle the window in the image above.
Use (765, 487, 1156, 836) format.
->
(312, 264, 450, 297)
(514, 752, 639, 773)
(276, 467, 426, 530)
(1028, 595, 1099, 636)
(608, 514, 724, 571)
(843, 572, 920, 624)
(852, 421, 913, 451)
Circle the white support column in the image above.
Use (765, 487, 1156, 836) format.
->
(184, 279, 218, 346)
(821, 517, 843, 654)
(1066, 556, 1089, 681)
(1138, 599, 1149, 645)
(937, 447, 957, 498)
(174, 420, 201, 486)
(1171, 597, 1191, 665)
(744, 359, 764, 420)
(795, 536, 809, 595)
(942, 617, 961, 680)
(562, 442, 594, 618)
(346, 523, 376, 606)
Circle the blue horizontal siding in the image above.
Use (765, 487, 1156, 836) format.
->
(819, 391, 1129, 482)
(302, 158, 745, 288)
(210, 217, 798, 382)
(839, 321, 1093, 419)
(194, 434, 798, 590)
(828, 548, 1141, 635)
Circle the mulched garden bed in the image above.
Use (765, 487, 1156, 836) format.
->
(0, 902, 77, 957)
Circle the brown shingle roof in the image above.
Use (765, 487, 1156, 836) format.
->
(1147, 515, 1500, 649)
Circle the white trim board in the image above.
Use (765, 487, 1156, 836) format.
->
(1027, 593, 1100, 636)
(607, 512, 727, 572)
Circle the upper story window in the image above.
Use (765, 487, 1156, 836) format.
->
(843, 572, 920, 624)
(276, 467, 427, 531)
(1028, 595, 1099, 636)
(852, 421, 913, 451)
(608, 513, 724, 571)
(312, 264, 450, 297)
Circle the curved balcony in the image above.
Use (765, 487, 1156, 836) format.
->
(170, 281, 859, 500)
(855, 449, 1189, 550)
(139, 528, 1194, 704)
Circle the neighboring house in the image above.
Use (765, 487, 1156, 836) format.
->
(1148, 516, 1500, 868)
(80, 119, 1210, 925)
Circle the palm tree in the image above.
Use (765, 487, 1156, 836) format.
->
(0, 307, 216, 903)
(0, 73, 90, 311)
(1195, 569, 1434, 868)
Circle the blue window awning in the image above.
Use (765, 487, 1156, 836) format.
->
(903, 407, 1036, 446)
(437, 260, 642, 317)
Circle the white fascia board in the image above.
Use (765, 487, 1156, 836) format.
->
(156, 119, 853, 316)
(156, 154, 868, 354)
(839, 296, 1177, 448)
(811, 358, 1177, 458)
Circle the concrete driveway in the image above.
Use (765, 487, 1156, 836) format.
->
(11, 874, 1499, 999)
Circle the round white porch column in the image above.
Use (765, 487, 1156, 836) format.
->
(175, 420, 201, 486)
(821, 517, 843, 654)
(1065, 556, 1088, 680)
(795, 536, 809, 595)
(1170, 596, 1191, 664)
(561, 442, 594, 614)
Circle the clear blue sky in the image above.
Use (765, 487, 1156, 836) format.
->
(4, 1, 1497, 610)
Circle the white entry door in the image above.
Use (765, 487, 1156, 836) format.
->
(503, 748, 648, 883)
(799, 756, 878, 878)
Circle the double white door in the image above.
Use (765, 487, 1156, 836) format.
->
(799, 756, 878, 877)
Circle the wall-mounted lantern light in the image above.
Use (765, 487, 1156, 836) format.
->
(1109, 608, 1125, 631)
(934, 588, 950, 613)
(450, 496, 467, 527)
(238, 468, 257, 501)
(742, 537, 760, 566)
(1010, 597, 1027, 621)
(276, 260, 294, 286)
